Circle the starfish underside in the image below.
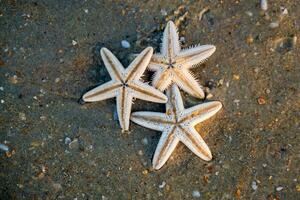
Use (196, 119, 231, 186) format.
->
(131, 84, 222, 169)
(149, 21, 216, 99)
(83, 47, 168, 131)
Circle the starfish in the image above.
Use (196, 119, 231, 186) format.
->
(131, 84, 222, 170)
(82, 47, 168, 131)
(148, 21, 216, 99)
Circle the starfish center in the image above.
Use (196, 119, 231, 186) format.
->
(167, 61, 176, 69)
(122, 82, 128, 87)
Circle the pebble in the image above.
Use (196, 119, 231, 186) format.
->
(160, 9, 167, 16)
(251, 181, 258, 190)
(121, 40, 131, 48)
(257, 96, 266, 105)
(55, 78, 60, 83)
(192, 190, 201, 198)
(40, 115, 47, 121)
(265, 89, 271, 94)
(1, 99, 4, 104)
(0, 143, 9, 152)
(246, 35, 254, 45)
(9, 75, 18, 84)
(206, 93, 213, 99)
(245, 11, 253, 17)
(280, 7, 288, 16)
(262, 163, 267, 168)
(138, 150, 143, 156)
(260, 0, 268, 11)
(72, 40, 78, 46)
(233, 74, 240, 80)
(0, 86, 3, 91)
(142, 169, 148, 175)
(64, 137, 72, 145)
(68, 138, 79, 149)
(84, 9, 89, 14)
(276, 186, 283, 191)
(269, 21, 279, 29)
(19, 112, 26, 121)
(233, 99, 240, 104)
(159, 181, 166, 189)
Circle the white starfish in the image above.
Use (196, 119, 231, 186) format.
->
(131, 84, 222, 170)
(148, 21, 216, 99)
(82, 47, 168, 131)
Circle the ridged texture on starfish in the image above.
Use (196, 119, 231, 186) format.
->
(82, 47, 168, 131)
(131, 84, 222, 170)
(149, 21, 216, 99)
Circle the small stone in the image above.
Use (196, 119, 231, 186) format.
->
(0, 99, 4, 104)
(257, 96, 266, 105)
(121, 40, 131, 48)
(233, 99, 240, 104)
(233, 74, 240, 80)
(254, 68, 259, 73)
(9, 75, 18, 84)
(84, 9, 89, 13)
(262, 163, 267, 167)
(64, 137, 72, 145)
(138, 150, 143, 156)
(0, 86, 3, 91)
(218, 79, 224, 86)
(251, 181, 258, 190)
(159, 181, 166, 189)
(260, 0, 268, 11)
(280, 7, 288, 15)
(206, 93, 213, 99)
(69, 138, 79, 149)
(265, 89, 271, 94)
(246, 35, 254, 45)
(40, 115, 47, 121)
(72, 40, 78, 46)
(160, 9, 167, 16)
(192, 190, 201, 198)
(55, 78, 60, 83)
(245, 11, 253, 17)
(19, 112, 26, 121)
(276, 186, 283, 191)
(142, 169, 148, 175)
(0, 143, 9, 152)
(269, 21, 279, 29)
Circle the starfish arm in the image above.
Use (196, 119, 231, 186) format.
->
(148, 54, 166, 71)
(166, 84, 184, 113)
(82, 81, 121, 102)
(131, 111, 171, 131)
(180, 101, 222, 125)
(161, 21, 181, 58)
(177, 126, 212, 161)
(152, 69, 173, 91)
(173, 68, 205, 99)
(125, 47, 153, 81)
(100, 48, 125, 81)
(177, 45, 216, 69)
(152, 127, 180, 170)
(116, 88, 133, 131)
(129, 81, 167, 103)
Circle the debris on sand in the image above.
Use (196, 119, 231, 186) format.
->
(121, 40, 131, 48)
(260, 0, 268, 11)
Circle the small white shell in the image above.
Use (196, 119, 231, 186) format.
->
(260, 0, 268, 11)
